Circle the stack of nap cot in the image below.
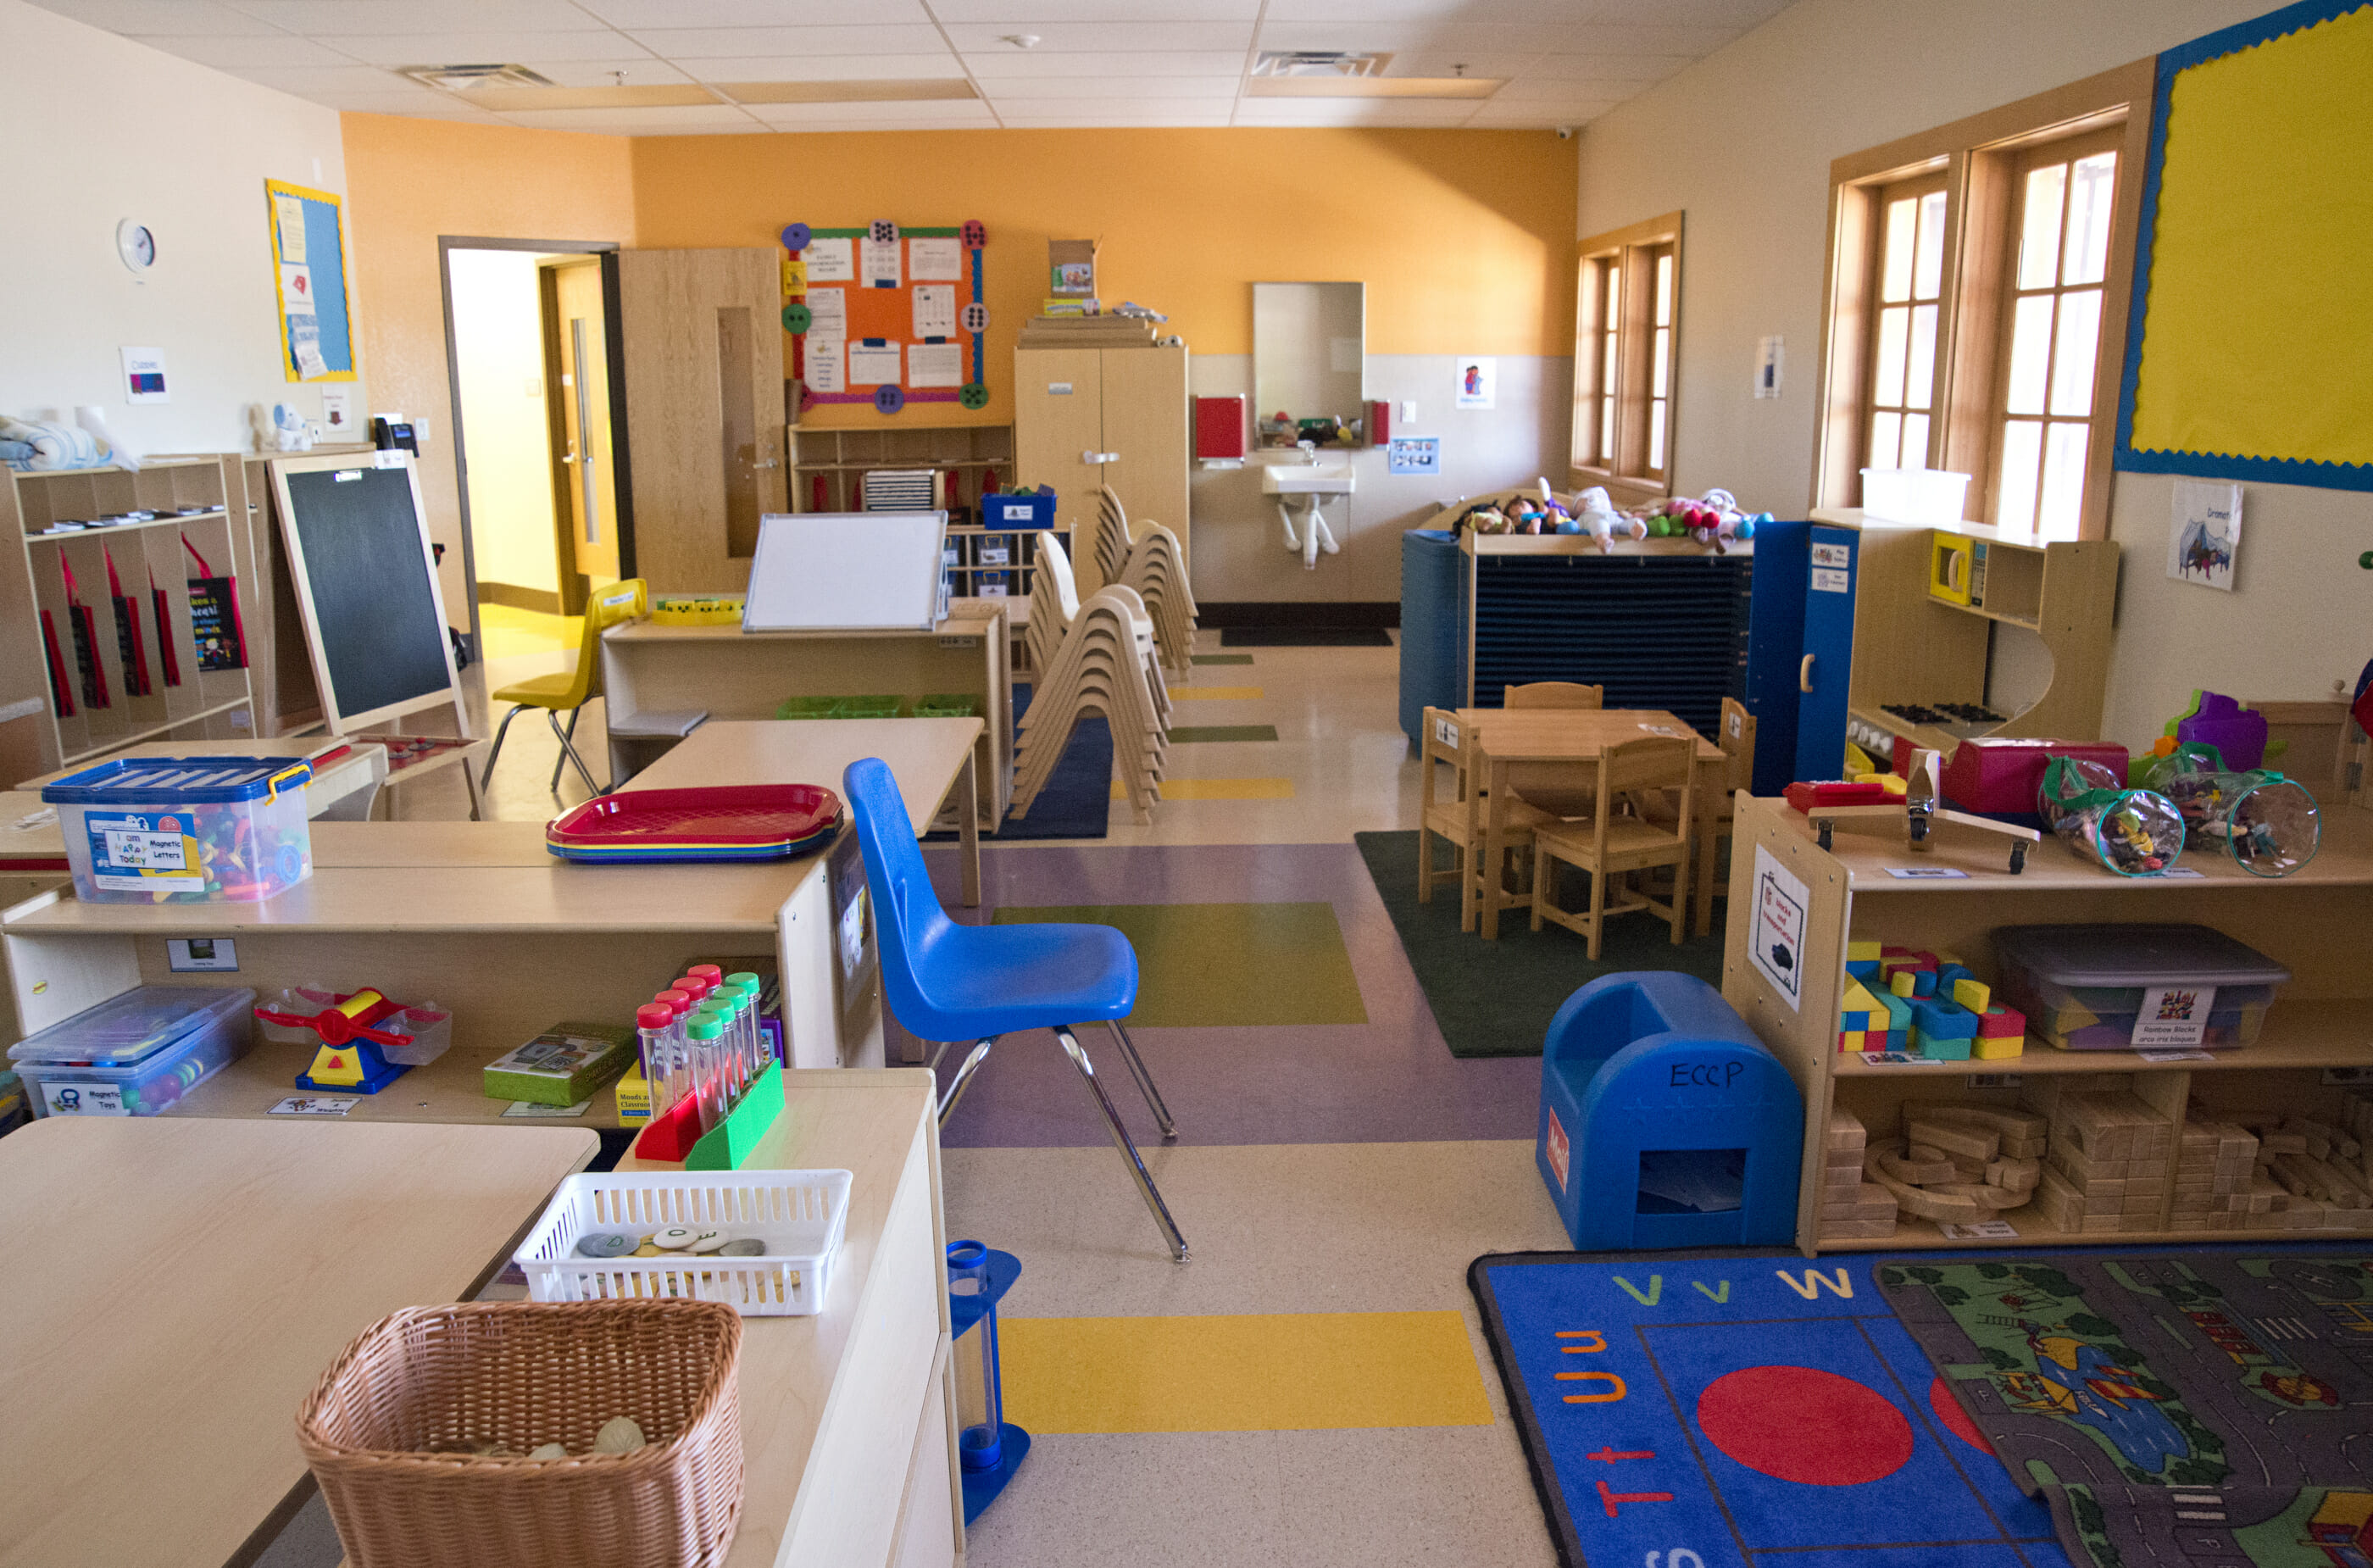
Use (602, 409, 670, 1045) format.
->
(1011, 576, 1171, 823)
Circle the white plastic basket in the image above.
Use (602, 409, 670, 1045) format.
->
(514, 1169, 853, 1318)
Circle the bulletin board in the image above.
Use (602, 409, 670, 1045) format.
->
(2115, 0, 2373, 490)
(263, 179, 358, 384)
(779, 220, 988, 414)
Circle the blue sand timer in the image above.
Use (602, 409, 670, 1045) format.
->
(946, 1239, 1028, 1521)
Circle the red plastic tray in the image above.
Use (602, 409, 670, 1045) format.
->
(545, 784, 842, 863)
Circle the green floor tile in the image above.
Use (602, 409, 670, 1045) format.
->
(1192, 653, 1255, 665)
(991, 902, 1367, 1026)
(1168, 725, 1280, 743)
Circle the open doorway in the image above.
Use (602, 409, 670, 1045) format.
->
(439, 238, 631, 664)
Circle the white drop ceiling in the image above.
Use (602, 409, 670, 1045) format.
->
(30, 0, 1796, 135)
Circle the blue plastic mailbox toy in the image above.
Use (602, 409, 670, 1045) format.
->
(1535, 972, 1804, 1250)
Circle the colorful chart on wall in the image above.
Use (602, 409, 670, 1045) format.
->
(781, 220, 988, 413)
(264, 179, 358, 384)
(2115, 0, 2373, 490)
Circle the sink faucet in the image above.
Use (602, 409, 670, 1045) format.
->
(1297, 440, 1317, 464)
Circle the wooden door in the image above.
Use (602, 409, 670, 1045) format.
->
(616, 248, 786, 594)
(547, 259, 620, 593)
(1098, 345, 1191, 592)
(1012, 348, 1104, 587)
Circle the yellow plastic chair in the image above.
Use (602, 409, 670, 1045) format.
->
(481, 578, 647, 797)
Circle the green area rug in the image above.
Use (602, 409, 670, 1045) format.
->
(1168, 725, 1279, 743)
(990, 902, 1367, 1027)
(1353, 829, 1724, 1058)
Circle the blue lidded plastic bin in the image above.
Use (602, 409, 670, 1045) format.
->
(42, 756, 314, 904)
(9, 985, 255, 1116)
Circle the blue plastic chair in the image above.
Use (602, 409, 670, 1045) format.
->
(843, 757, 1187, 1261)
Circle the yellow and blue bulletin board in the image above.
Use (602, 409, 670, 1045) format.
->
(2115, 0, 2373, 490)
(264, 179, 358, 384)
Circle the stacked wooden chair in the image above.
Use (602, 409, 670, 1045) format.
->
(1095, 485, 1133, 590)
(1024, 529, 1081, 680)
(1011, 585, 1171, 824)
(1117, 523, 1197, 674)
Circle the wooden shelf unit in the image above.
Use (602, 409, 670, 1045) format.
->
(0, 458, 262, 789)
(1813, 509, 2119, 753)
(1721, 790, 2373, 1254)
(789, 424, 1014, 524)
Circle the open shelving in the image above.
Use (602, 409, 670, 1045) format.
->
(788, 423, 1014, 524)
(1722, 790, 2373, 1254)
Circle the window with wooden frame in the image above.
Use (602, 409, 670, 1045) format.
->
(1571, 212, 1682, 499)
(1813, 64, 2153, 541)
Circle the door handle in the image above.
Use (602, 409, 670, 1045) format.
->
(755, 459, 779, 470)
(1799, 654, 1815, 693)
(1082, 450, 1119, 464)
(560, 444, 579, 464)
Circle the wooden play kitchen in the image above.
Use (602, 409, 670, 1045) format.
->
(1723, 791, 2373, 1254)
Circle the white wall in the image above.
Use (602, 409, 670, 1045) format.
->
(1575, 0, 2371, 752)
(0, 0, 357, 458)
(447, 249, 559, 600)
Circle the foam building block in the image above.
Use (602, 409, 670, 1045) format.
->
(1973, 1002, 2026, 1059)
(1913, 998, 1978, 1060)
(1912, 969, 1937, 998)
(1892, 971, 1918, 998)
(1937, 963, 1977, 998)
(1846, 939, 1884, 985)
(1879, 990, 1914, 1050)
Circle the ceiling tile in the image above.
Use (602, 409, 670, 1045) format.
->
(927, 0, 1258, 19)
(226, 0, 613, 34)
(1000, 114, 1233, 127)
(744, 98, 994, 122)
(988, 97, 1237, 117)
(1465, 98, 1612, 125)
(983, 75, 1239, 98)
(1523, 52, 1691, 81)
(127, 31, 358, 67)
(577, 0, 931, 25)
(27, 0, 281, 36)
(334, 32, 658, 66)
(218, 63, 412, 92)
(1494, 75, 1648, 101)
(1258, 0, 1472, 16)
(497, 103, 761, 130)
(1548, 22, 1744, 53)
(942, 21, 1255, 52)
(674, 53, 964, 81)
(1381, 53, 1539, 77)
(963, 49, 1243, 76)
(623, 24, 946, 55)
(1579, 0, 1789, 26)
(1252, 19, 1585, 53)
(512, 58, 697, 86)
(1233, 97, 1476, 124)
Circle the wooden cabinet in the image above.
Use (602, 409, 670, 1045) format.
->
(1014, 342, 1189, 595)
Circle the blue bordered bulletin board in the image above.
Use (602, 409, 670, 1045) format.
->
(264, 179, 358, 384)
(2113, 0, 2373, 491)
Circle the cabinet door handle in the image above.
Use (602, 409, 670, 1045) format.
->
(1799, 654, 1815, 693)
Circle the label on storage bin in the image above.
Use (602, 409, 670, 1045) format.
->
(40, 1080, 128, 1115)
(86, 812, 203, 892)
(1544, 1107, 1570, 1192)
(2133, 984, 2216, 1048)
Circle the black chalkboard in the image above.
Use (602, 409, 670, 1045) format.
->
(281, 462, 454, 728)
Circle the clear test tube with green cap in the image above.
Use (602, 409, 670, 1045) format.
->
(684, 1013, 728, 1132)
(692, 999, 736, 1107)
(725, 973, 764, 1079)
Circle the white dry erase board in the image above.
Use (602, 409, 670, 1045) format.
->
(742, 510, 948, 631)
(270, 451, 470, 735)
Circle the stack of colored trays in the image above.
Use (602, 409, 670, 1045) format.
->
(545, 784, 842, 864)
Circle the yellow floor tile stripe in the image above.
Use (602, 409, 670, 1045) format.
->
(1167, 685, 1264, 700)
(998, 1310, 1495, 1433)
(1114, 777, 1296, 801)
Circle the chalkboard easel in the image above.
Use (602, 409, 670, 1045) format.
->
(269, 452, 470, 741)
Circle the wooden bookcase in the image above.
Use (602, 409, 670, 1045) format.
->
(0, 458, 261, 789)
(1814, 509, 2119, 752)
(788, 423, 1014, 524)
(1722, 791, 2373, 1254)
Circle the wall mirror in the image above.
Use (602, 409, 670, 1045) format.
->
(1253, 281, 1365, 442)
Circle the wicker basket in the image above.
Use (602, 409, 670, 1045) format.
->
(296, 1300, 745, 1568)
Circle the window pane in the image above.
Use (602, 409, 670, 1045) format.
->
(1905, 303, 1938, 411)
(1651, 326, 1670, 398)
(2018, 163, 2067, 290)
(2005, 293, 2054, 415)
(1605, 265, 1620, 324)
(1901, 412, 1931, 466)
(1914, 190, 1948, 301)
(1870, 410, 1902, 471)
(1601, 333, 1618, 400)
(1648, 398, 1667, 471)
(1881, 197, 1917, 303)
(2063, 152, 2117, 286)
(2038, 421, 2089, 539)
(1598, 395, 1614, 460)
(1996, 419, 2043, 532)
(1874, 305, 1909, 409)
(1653, 252, 1673, 328)
(2050, 287, 2102, 416)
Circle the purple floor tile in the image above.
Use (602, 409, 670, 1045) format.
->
(913, 842, 1541, 1149)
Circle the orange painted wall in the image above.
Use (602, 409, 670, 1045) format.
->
(628, 127, 1577, 430)
(341, 112, 635, 616)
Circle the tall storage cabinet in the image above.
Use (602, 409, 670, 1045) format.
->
(1742, 519, 1862, 795)
(1014, 342, 1190, 595)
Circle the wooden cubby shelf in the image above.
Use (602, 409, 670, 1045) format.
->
(1721, 790, 2373, 1254)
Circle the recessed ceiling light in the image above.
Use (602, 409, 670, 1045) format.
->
(398, 62, 555, 92)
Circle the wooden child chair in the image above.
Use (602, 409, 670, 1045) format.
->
(1502, 681, 1604, 817)
(1531, 734, 1694, 959)
(1418, 706, 1554, 931)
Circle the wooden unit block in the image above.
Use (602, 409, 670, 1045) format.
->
(1906, 1119, 1998, 1163)
(1826, 1106, 1868, 1150)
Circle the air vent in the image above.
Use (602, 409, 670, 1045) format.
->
(398, 63, 556, 92)
(1252, 50, 1389, 78)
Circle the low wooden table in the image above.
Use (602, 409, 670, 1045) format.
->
(1451, 708, 1727, 940)
(622, 717, 987, 909)
(0, 1115, 595, 1568)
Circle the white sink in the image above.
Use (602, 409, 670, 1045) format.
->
(1261, 458, 1356, 496)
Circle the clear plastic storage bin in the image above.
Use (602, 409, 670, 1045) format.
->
(9, 986, 255, 1115)
(42, 756, 314, 904)
(1992, 925, 2288, 1052)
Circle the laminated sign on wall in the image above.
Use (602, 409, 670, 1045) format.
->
(781, 219, 990, 414)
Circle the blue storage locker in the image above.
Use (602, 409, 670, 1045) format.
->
(1742, 520, 1859, 795)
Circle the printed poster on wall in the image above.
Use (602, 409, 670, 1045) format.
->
(909, 236, 963, 281)
(805, 335, 846, 393)
(848, 342, 902, 386)
(912, 284, 957, 339)
(860, 236, 901, 288)
(1748, 844, 1809, 1011)
(2168, 478, 2242, 591)
(803, 237, 853, 283)
(909, 342, 964, 388)
(1455, 355, 1496, 409)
